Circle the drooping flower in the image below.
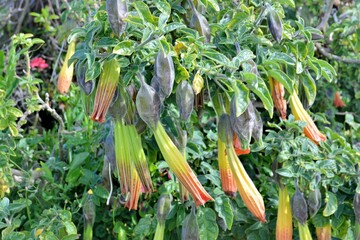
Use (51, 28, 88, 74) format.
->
(57, 40, 76, 94)
(289, 91, 326, 144)
(90, 59, 120, 123)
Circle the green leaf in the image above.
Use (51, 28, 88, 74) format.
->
(134, 215, 154, 238)
(268, 52, 296, 66)
(200, 0, 220, 11)
(267, 69, 294, 94)
(163, 22, 186, 33)
(69, 152, 89, 172)
(302, 72, 316, 107)
(63, 221, 77, 235)
(133, 1, 157, 26)
(113, 40, 137, 56)
(243, 73, 273, 118)
(276, 0, 295, 8)
(198, 208, 219, 240)
(8, 122, 19, 137)
(9, 199, 32, 214)
(154, 0, 171, 15)
(323, 191, 337, 217)
(214, 196, 234, 230)
(93, 185, 110, 199)
(202, 49, 233, 68)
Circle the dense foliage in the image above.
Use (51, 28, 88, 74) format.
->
(0, 0, 359, 239)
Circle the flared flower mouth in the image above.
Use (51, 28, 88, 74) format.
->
(90, 59, 120, 123)
(290, 91, 326, 144)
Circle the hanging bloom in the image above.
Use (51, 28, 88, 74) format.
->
(57, 40, 76, 94)
(269, 77, 287, 119)
(30, 57, 49, 70)
(153, 124, 213, 206)
(333, 91, 346, 108)
(276, 186, 293, 240)
(218, 138, 237, 198)
(90, 59, 120, 122)
(289, 91, 326, 144)
(226, 143, 266, 222)
(136, 75, 213, 206)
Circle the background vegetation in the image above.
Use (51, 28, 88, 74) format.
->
(0, 0, 359, 239)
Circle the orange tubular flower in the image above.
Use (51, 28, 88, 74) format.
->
(90, 59, 120, 123)
(333, 91, 346, 108)
(154, 123, 213, 206)
(57, 40, 76, 94)
(218, 138, 237, 198)
(316, 224, 331, 240)
(269, 77, 287, 119)
(289, 91, 326, 144)
(233, 134, 251, 156)
(227, 143, 266, 222)
(276, 186, 293, 240)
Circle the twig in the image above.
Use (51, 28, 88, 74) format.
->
(14, 0, 30, 34)
(315, 43, 360, 64)
(50, 40, 66, 83)
(317, 0, 334, 31)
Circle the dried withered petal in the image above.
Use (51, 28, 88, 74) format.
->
(354, 192, 360, 222)
(75, 61, 94, 95)
(104, 130, 116, 168)
(230, 97, 255, 146)
(189, 1, 211, 43)
(291, 185, 308, 225)
(176, 81, 194, 121)
(308, 189, 321, 218)
(154, 50, 175, 98)
(106, 0, 128, 36)
(108, 86, 129, 121)
(218, 114, 233, 145)
(181, 205, 200, 240)
(252, 104, 263, 142)
(151, 75, 166, 103)
(136, 74, 161, 129)
(156, 193, 173, 224)
(267, 5, 283, 43)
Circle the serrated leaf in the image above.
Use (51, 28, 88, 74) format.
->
(198, 208, 219, 240)
(323, 191, 337, 217)
(214, 196, 234, 230)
